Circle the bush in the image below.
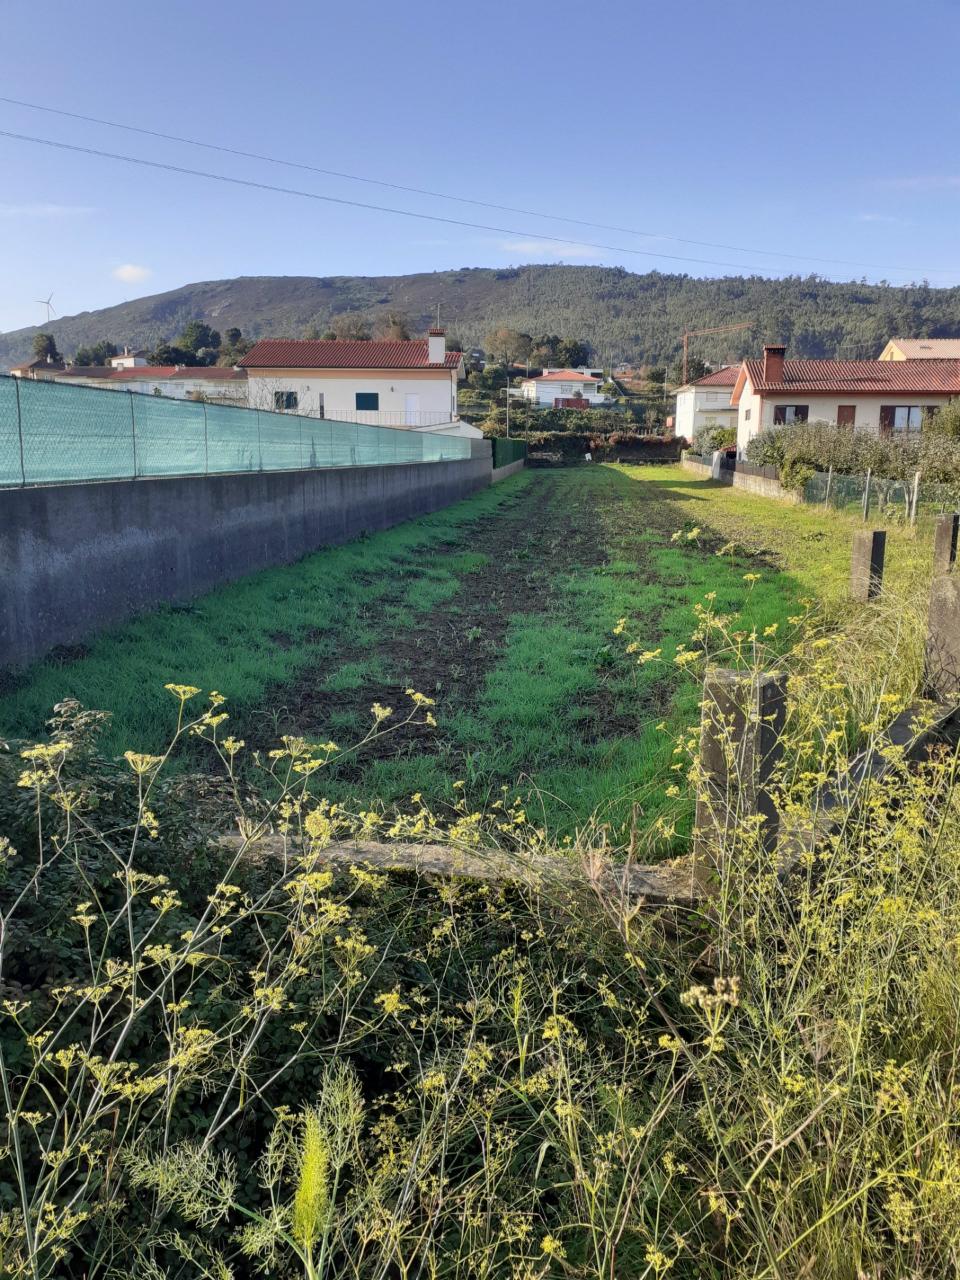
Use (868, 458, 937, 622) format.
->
(693, 424, 736, 454)
(743, 420, 960, 485)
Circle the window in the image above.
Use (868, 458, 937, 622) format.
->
(316, 393, 324, 419)
(773, 404, 809, 425)
(355, 392, 379, 411)
(880, 405, 923, 436)
(274, 390, 298, 412)
(837, 404, 856, 427)
(744, 408, 751, 421)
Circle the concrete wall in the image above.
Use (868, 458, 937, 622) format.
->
(491, 458, 525, 483)
(1, 448, 492, 670)
(680, 453, 798, 503)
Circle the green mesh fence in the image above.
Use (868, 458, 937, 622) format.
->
(0, 376, 472, 487)
(491, 437, 527, 469)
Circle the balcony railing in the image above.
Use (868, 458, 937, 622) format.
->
(312, 409, 460, 428)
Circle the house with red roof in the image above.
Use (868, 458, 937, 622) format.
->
(237, 330, 472, 434)
(519, 368, 607, 407)
(672, 366, 740, 441)
(733, 345, 960, 453)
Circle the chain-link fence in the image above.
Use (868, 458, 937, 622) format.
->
(801, 467, 960, 524)
(0, 376, 472, 487)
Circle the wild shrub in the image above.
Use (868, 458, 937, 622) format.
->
(1, 586, 959, 1277)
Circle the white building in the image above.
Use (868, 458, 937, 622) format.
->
(520, 368, 606, 407)
(53, 364, 248, 403)
(238, 331, 476, 435)
(733, 345, 960, 454)
(109, 348, 150, 368)
(672, 366, 739, 441)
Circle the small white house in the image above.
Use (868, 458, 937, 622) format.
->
(733, 345, 960, 454)
(109, 348, 150, 369)
(672, 366, 739, 441)
(520, 368, 606, 407)
(238, 331, 471, 432)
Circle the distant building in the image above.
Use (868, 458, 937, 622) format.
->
(520, 369, 606, 407)
(237, 331, 475, 435)
(9, 357, 66, 379)
(734, 345, 960, 453)
(879, 337, 960, 361)
(51, 364, 247, 403)
(109, 347, 150, 368)
(672, 366, 739, 441)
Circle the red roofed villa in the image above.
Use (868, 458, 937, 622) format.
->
(519, 368, 607, 408)
(733, 345, 960, 453)
(237, 331, 474, 434)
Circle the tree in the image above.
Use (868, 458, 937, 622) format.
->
(151, 342, 193, 366)
(224, 327, 242, 348)
(32, 332, 60, 363)
(373, 310, 411, 341)
(178, 321, 221, 364)
(485, 327, 532, 365)
(555, 338, 591, 368)
(329, 312, 372, 341)
(74, 340, 118, 367)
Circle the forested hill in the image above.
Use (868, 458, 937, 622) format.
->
(5, 266, 960, 369)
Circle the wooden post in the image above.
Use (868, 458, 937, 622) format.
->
(933, 512, 960, 576)
(861, 468, 872, 521)
(850, 530, 886, 602)
(693, 668, 787, 866)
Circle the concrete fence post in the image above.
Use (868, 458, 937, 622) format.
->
(129, 390, 138, 479)
(933, 512, 959, 576)
(910, 471, 921, 527)
(850, 529, 886, 602)
(824, 464, 833, 508)
(927, 572, 960, 699)
(202, 402, 209, 475)
(13, 373, 25, 486)
(861, 468, 872, 521)
(710, 449, 723, 480)
(693, 668, 787, 868)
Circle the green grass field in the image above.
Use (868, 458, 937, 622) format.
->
(0, 464, 934, 837)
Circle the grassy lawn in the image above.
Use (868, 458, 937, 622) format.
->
(0, 463, 934, 838)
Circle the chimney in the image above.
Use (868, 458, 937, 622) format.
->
(427, 327, 446, 365)
(763, 344, 786, 383)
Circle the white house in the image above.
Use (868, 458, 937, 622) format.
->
(672, 366, 739, 441)
(52, 364, 248, 403)
(733, 345, 960, 454)
(238, 331, 474, 434)
(109, 348, 150, 368)
(520, 368, 606, 407)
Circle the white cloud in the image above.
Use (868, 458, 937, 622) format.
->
(112, 263, 153, 284)
(498, 238, 602, 261)
(0, 203, 94, 217)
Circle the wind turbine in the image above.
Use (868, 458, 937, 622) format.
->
(34, 293, 56, 324)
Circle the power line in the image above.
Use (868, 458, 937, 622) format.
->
(0, 127, 834, 274)
(0, 93, 951, 278)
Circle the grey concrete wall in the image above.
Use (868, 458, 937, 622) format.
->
(491, 459, 525, 484)
(2, 450, 492, 669)
(680, 455, 798, 503)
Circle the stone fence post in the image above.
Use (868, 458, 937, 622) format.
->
(933, 512, 959, 577)
(693, 668, 787, 868)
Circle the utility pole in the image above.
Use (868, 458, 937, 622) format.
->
(681, 321, 752, 384)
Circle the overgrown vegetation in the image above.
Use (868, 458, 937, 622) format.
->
(1, 543, 956, 1275)
(5, 468, 926, 842)
(745, 413, 960, 492)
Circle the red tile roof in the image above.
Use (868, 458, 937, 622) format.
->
(742, 357, 960, 395)
(531, 369, 601, 382)
(691, 366, 739, 387)
(238, 339, 462, 370)
(110, 366, 181, 380)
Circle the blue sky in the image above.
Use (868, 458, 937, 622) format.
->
(2, 0, 960, 333)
